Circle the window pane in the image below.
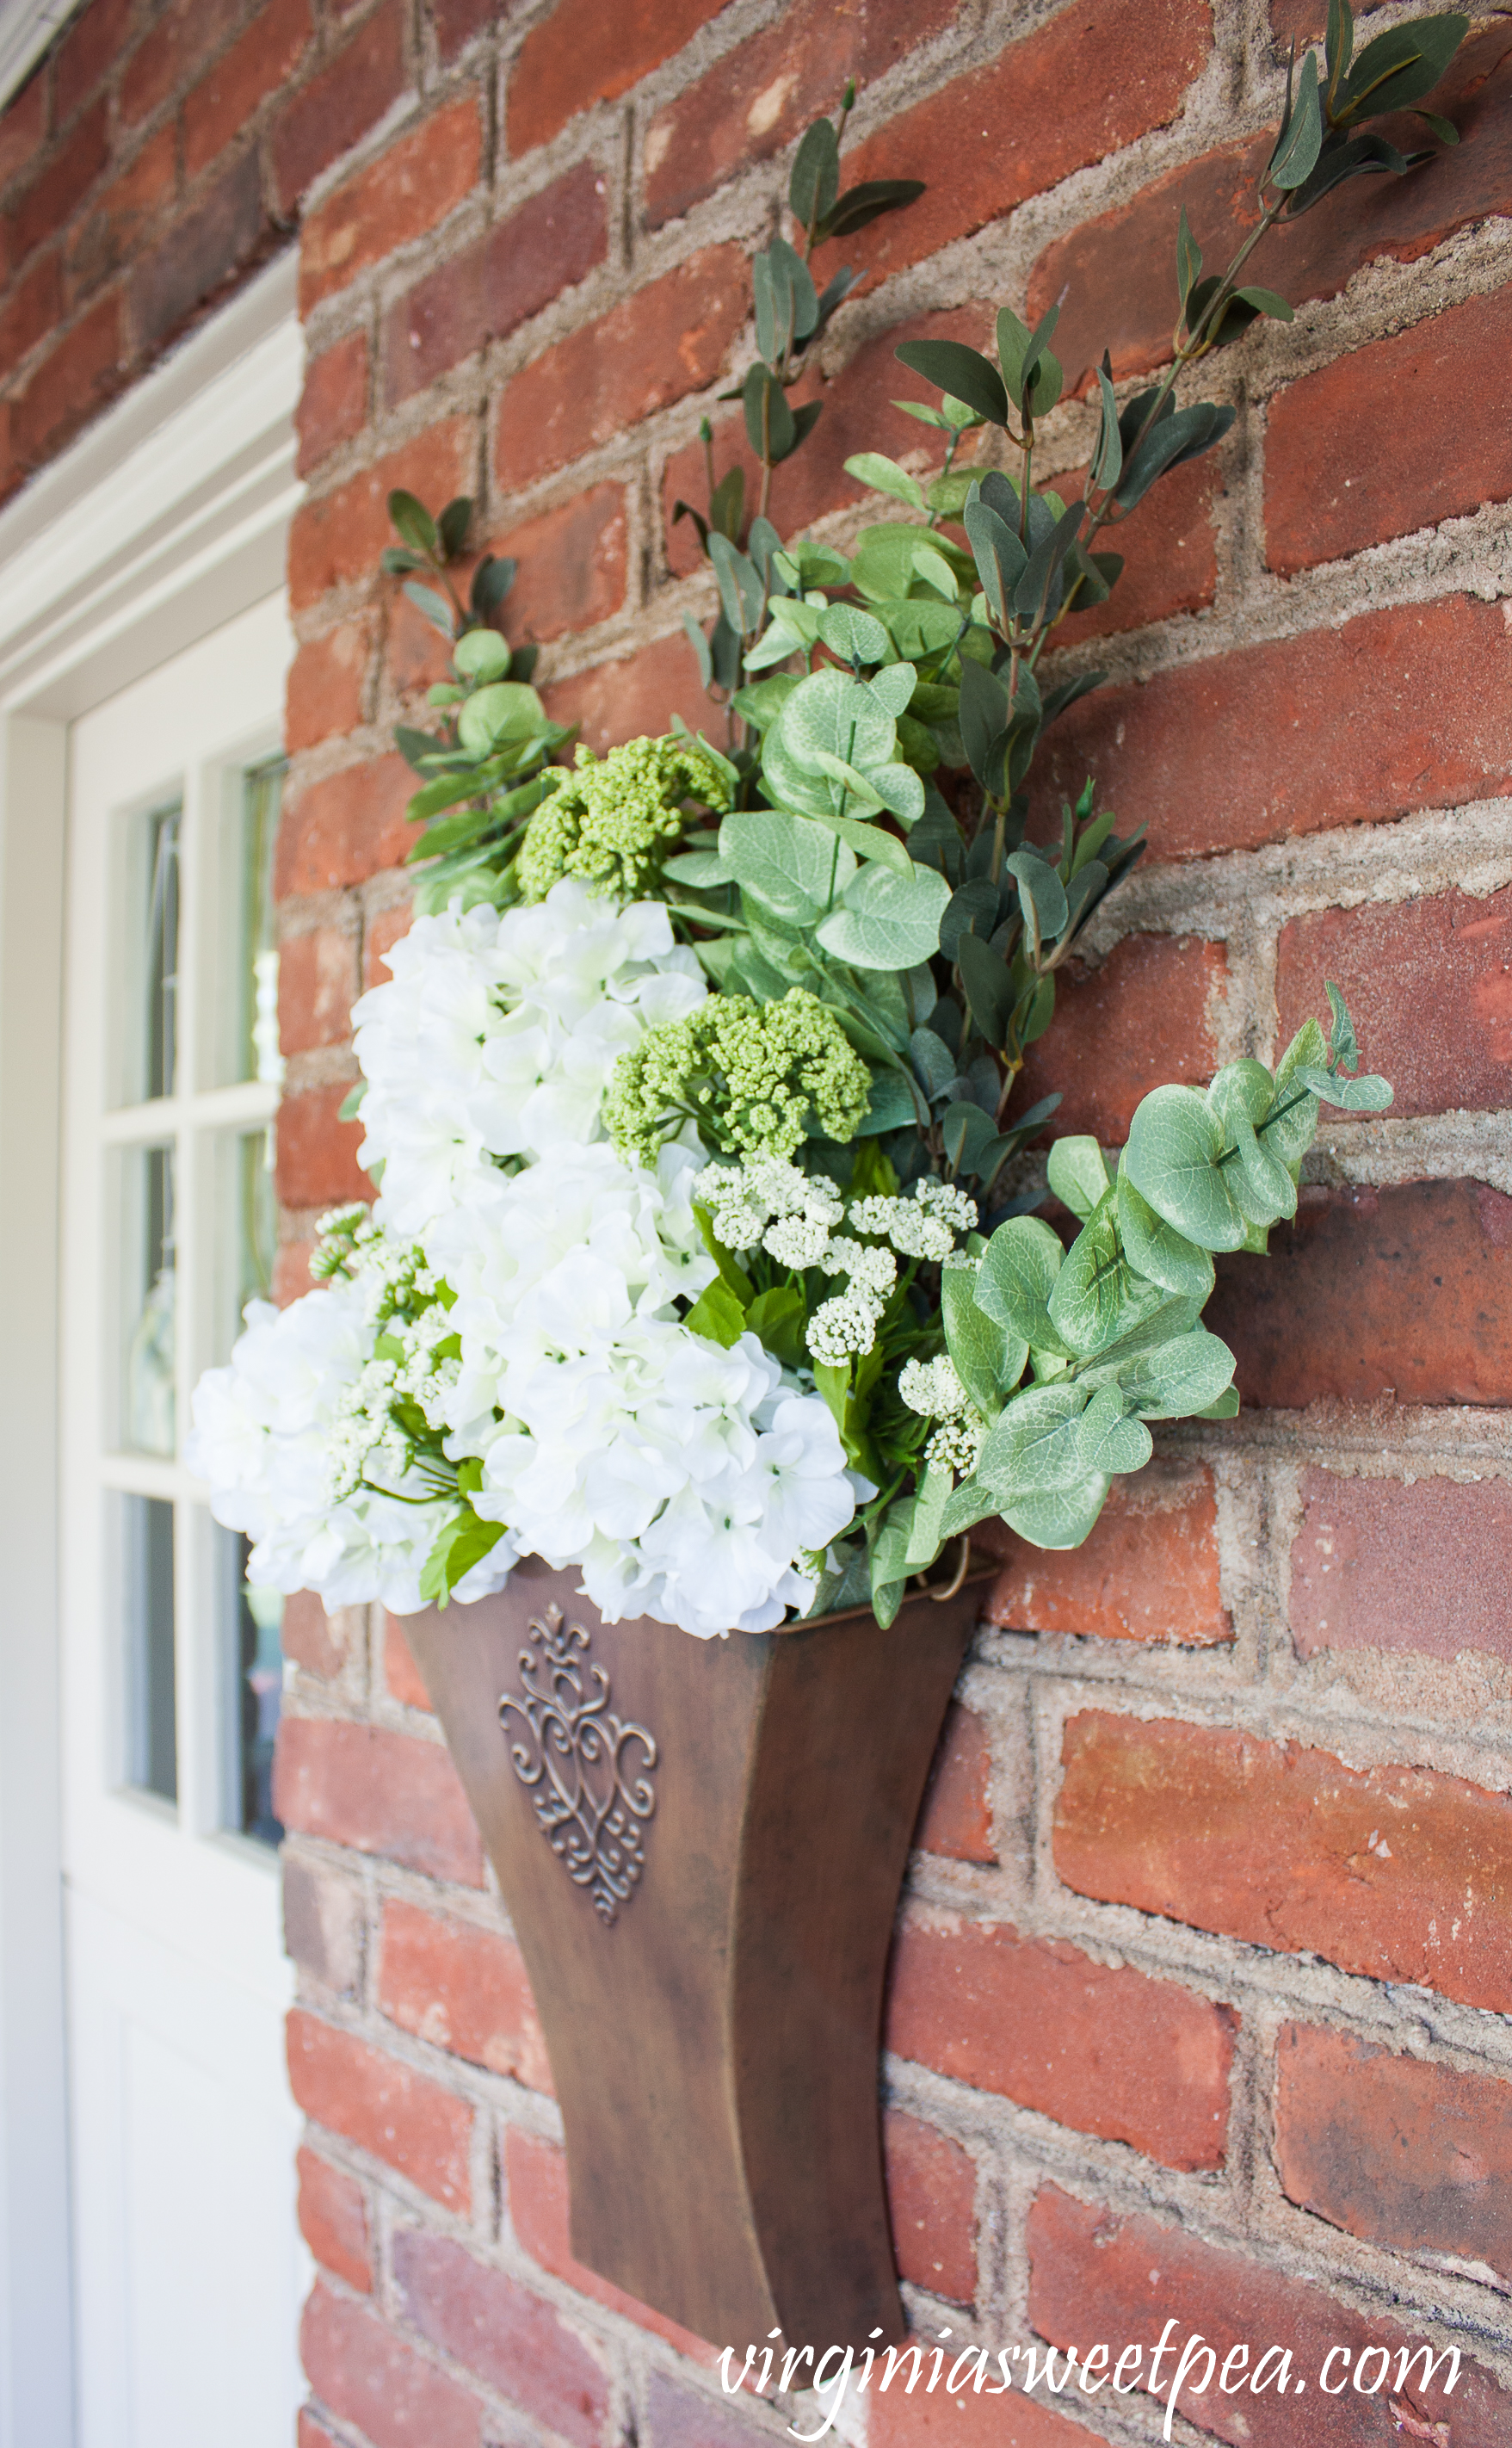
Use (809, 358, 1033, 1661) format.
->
(122, 1142, 176, 1456)
(211, 1127, 278, 1363)
(217, 757, 286, 1089)
(218, 1529, 283, 1846)
(124, 801, 181, 1105)
(124, 1495, 176, 1802)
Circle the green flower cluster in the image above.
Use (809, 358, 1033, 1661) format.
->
(605, 990, 872, 1164)
(516, 735, 731, 902)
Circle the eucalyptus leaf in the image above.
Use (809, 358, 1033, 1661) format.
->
(816, 860, 950, 970)
(943, 1264, 1026, 1417)
(1046, 1136, 1110, 1222)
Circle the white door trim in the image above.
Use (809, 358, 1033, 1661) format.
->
(0, 245, 300, 2448)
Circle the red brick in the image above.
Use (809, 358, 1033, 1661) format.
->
(129, 146, 267, 353)
(434, 0, 499, 62)
(285, 620, 370, 752)
(915, 1702, 995, 1864)
(0, 249, 60, 374)
(297, 2145, 372, 2291)
(364, 903, 413, 995)
(385, 160, 607, 406)
(888, 1914, 1235, 2169)
(1032, 27, 1512, 395)
(1207, 1178, 1512, 1411)
(283, 1856, 364, 1995)
(1270, 0, 1387, 37)
(1053, 453, 1219, 644)
(53, 0, 133, 121)
(496, 244, 746, 492)
(662, 303, 994, 579)
(503, 2128, 718, 2364)
(287, 419, 472, 609)
(184, 0, 314, 181)
(543, 628, 731, 757)
(1289, 1468, 1512, 1666)
(11, 292, 120, 469)
(871, 2389, 1088, 2448)
(1268, 287, 1512, 574)
(281, 1587, 346, 1679)
(301, 2280, 484, 2448)
(827, 0, 1212, 294)
(642, 0, 961, 231)
(295, 330, 369, 478)
(393, 2229, 609, 2445)
(507, 0, 727, 153)
(274, 1237, 318, 1303)
(274, 1716, 485, 1884)
(275, 754, 418, 896)
(1275, 2021, 1512, 2278)
(383, 582, 460, 702)
(1027, 2182, 1509, 2446)
(271, 0, 409, 215)
(883, 2110, 977, 2306)
(645, 2373, 777, 2448)
(1040, 595, 1512, 862)
(300, 96, 482, 313)
(985, 1462, 1230, 1647)
(288, 2012, 474, 2210)
(65, 125, 176, 302)
(0, 70, 47, 198)
(121, 0, 243, 126)
(1013, 933, 1226, 1140)
(1276, 885, 1512, 1122)
(10, 101, 108, 260)
(493, 483, 626, 646)
(1056, 1709, 1512, 2012)
(379, 1898, 552, 2090)
(276, 1078, 372, 1207)
(278, 923, 360, 1051)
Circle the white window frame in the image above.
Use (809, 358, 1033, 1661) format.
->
(0, 249, 300, 2448)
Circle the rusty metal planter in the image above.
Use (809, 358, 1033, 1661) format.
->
(401, 1552, 988, 2355)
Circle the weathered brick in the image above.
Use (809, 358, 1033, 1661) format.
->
(287, 418, 472, 609)
(1207, 1178, 1512, 1411)
(278, 922, 360, 1051)
(120, 0, 242, 127)
(65, 124, 176, 303)
(1056, 1709, 1512, 2012)
(1028, 2182, 1509, 2445)
(288, 2012, 474, 2211)
(1289, 1468, 1512, 1666)
(297, 2145, 372, 2291)
(274, 1717, 485, 1885)
(384, 160, 607, 405)
(285, 619, 370, 751)
(888, 1914, 1235, 2169)
(0, 250, 60, 375)
(0, 68, 48, 198)
(184, 0, 314, 180)
(11, 102, 108, 263)
(642, 0, 961, 231)
(275, 1079, 371, 1207)
(1275, 2021, 1512, 2278)
(283, 1855, 364, 1996)
(503, 2128, 717, 2363)
(1268, 285, 1512, 573)
(985, 1461, 1230, 1647)
(496, 244, 746, 491)
(541, 628, 714, 752)
(392, 2229, 609, 2446)
(507, 0, 727, 154)
(883, 2109, 977, 2306)
(1032, 26, 1512, 393)
(826, 0, 1213, 291)
(1275, 885, 1512, 1122)
(281, 1587, 347, 1679)
(915, 1701, 995, 1864)
(275, 754, 418, 896)
(871, 2389, 1088, 2448)
(379, 1898, 552, 2091)
(1013, 933, 1227, 1140)
(53, 0, 133, 121)
(492, 483, 627, 645)
(645, 2372, 775, 2448)
(129, 147, 267, 355)
(300, 96, 482, 312)
(1039, 596, 1512, 862)
(364, 903, 413, 994)
(301, 2280, 484, 2448)
(271, 0, 409, 215)
(295, 329, 369, 477)
(11, 293, 121, 470)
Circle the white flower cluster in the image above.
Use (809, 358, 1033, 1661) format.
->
(352, 878, 707, 1238)
(898, 1353, 987, 1477)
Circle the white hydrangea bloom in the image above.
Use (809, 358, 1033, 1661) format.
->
(352, 879, 706, 1238)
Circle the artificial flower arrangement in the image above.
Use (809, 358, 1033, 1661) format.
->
(190, 1, 1467, 1637)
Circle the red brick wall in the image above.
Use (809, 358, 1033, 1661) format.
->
(9, 0, 1512, 2438)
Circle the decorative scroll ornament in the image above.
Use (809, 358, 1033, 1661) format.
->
(498, 1605, 657, 1923)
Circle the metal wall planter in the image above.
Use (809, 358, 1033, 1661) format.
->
(403, 1554, 988, 2354)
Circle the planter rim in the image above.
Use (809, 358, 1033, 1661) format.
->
(408, 1547, 996, 1638)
